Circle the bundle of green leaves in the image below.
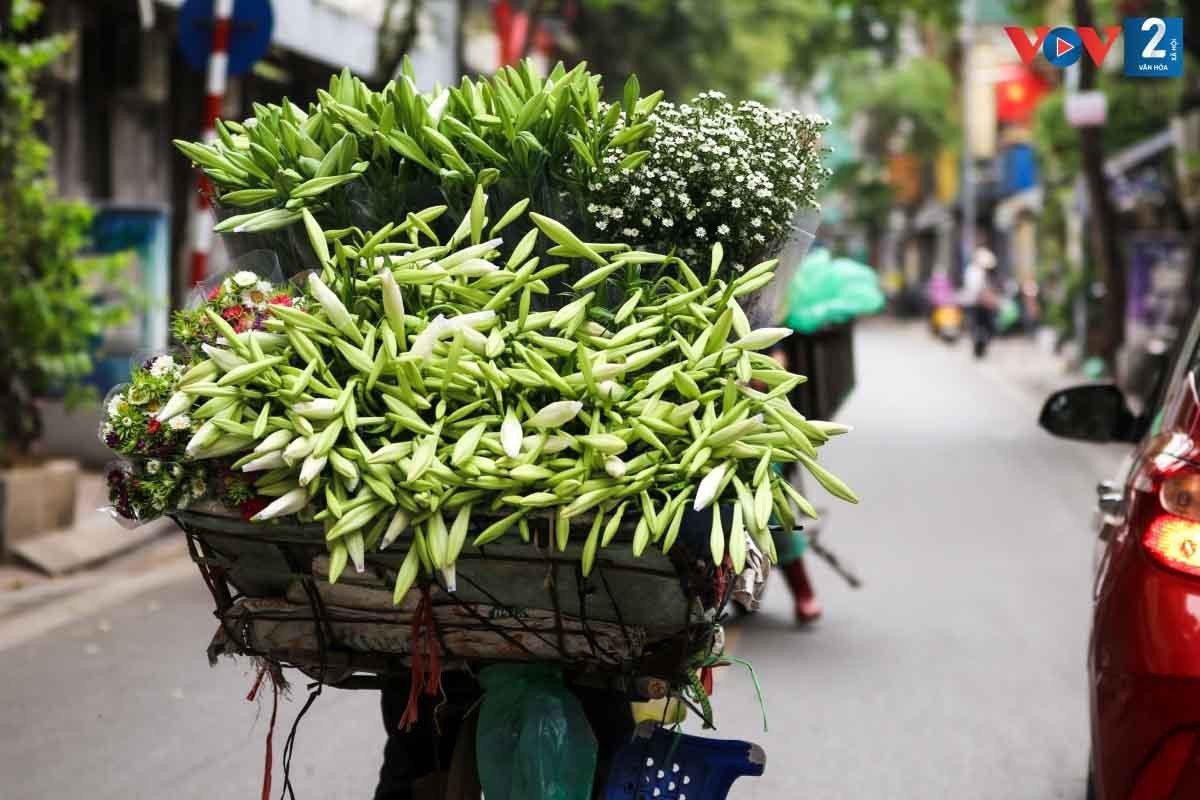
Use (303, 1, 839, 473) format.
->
(175, 60, 662, 274)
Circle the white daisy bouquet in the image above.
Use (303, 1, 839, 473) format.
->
(577, 92, 829, 274)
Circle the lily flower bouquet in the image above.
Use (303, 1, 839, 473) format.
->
(100, 59, 849, 724)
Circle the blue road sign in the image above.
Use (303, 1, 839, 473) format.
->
(177, 0, 274, 77)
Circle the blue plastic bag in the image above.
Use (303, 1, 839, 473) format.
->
(476, 664, 598, 800)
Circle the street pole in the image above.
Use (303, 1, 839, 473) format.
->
(959, 0, 976, 277)
(1072, 0, 1125, 369)
(187, 0, 234, 287)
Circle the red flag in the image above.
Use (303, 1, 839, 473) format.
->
(995, 64, 1052, 123)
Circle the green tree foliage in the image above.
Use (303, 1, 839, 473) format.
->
(574, 0, 959, 101)
(835, 54, 959, 156)
(0, 0, 131, 461)
(1033, 78, 1182, 182)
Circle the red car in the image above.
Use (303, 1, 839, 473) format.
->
(1040, 317, 1200, 800)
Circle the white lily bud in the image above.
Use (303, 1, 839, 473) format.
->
(155, 391, 194, 423)
(667, 400, 700, 428)
(201, 343, 247, 373)
(449, 309, 496, 331)
(460, 327, 489, 355)
(283, 435, 314, 465)
(186, 420, 221, 455)
(235, 331, 288, 352)
(809, 421, 853, 437)
(501, 408, 523, 458)
(380, 509, 411, 550)
(379, 268, 406, 337)
(251, 487, 308, 522)
(307, 273, 355, 337)
(523, 434, 572, 454)
(729, 300, 752, 339)
(241, 451, 288, 472)
(577, 433, 627, 455)
(592, 363, 625, 381)
(253, 429, 293, 454)
(528, 400, 583, 429)
(299, 454, 327, 486)
(411, 314, 448, 362)
(329, 451, 359, 486)
(440, 564, 457, 593)
(595, 380, 626, 401)
(694, 462, 730, 511)
(293, 398, 338, 420)
(426, 89, 450, 126)
(604, 455, 627, 479)
(347, 532, 366, 573)
(732, 327, 793, 351)
(189, 436, 254, 460)
(448, 258, 498, 277)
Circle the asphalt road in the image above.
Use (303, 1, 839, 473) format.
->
(0, 322, 1125, 800)
(711, 322, 1125, 799)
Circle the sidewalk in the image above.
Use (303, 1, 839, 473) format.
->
(0, 471, 181, 623)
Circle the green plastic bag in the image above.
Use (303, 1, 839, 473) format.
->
(996, 296, 1020, 333)
(785, 249, 885, 334)
(476, 664, 598, 800)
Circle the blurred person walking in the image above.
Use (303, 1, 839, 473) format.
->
(763, 345, 823, 624)
(959, 245, 1000, 358)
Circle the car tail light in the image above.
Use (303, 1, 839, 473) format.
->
(1162, 473, 1200, 520)
(1144, 514, 1200, 577)
(1135, 430, 1200, 577)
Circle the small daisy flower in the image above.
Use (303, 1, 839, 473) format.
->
(149, 355, 176, 377)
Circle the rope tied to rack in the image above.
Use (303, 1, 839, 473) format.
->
(399, 585, 443, 731)
(245, 665, 281, 800)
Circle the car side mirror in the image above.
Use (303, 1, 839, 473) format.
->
(1038, 384, 1139, 443)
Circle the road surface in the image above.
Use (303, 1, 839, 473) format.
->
(0, 322, 1123, 799)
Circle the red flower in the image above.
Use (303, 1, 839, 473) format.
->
(240, 497, 270, 521)
(207, 285, 223, 302)
(235, 317, 252, 332)
(222, 306, 244, 321)
(269, 294, 292, 307)
(146, 418, 162, 435)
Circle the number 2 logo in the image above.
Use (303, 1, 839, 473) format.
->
(1124, 16, 1182, 78)
(1141, 17, 1166, 59)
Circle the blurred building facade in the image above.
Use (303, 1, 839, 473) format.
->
(40, 0, 459, 305)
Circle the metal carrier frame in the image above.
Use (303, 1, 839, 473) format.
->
(172, 510, 729, 698)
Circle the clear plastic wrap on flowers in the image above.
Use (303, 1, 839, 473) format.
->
(186, 249, 285, 310)
(97, 382, 132, 450)
(103, 458, 200, 528)
(172, 251, 298, 353)
(97, 352, 197, 459)
(128, 345, 190, 378)
(741, 207, 821, 329)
